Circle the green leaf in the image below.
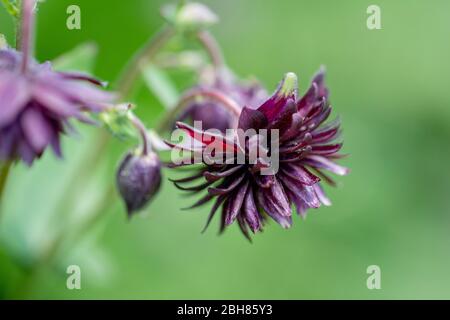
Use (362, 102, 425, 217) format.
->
(141, 64, 179, 109)
(1, 0, 20, 19)
(52, 42, 98, 73)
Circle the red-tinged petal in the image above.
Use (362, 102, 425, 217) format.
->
(304, 104, 332, 131)
(257, 73, 297, 122)
(175, 121, 239, 153)
(311, 143, 343, 156)
(311, 126, 339, 144)
(297, 82, 318, 117)
(281, 163, 320, 186)
(268, 100, 297, 134)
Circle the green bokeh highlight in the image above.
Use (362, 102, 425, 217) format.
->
(1, 0, 450, 299)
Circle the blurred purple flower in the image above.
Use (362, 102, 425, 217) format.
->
(0, 0, 114, 165)
(168, 68, 349, 240)
(0, 49, 114, 165)
(176, 73, 267, 132)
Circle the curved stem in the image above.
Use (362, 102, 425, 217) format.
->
(195, 30, 225, 69)
(115, 26, 176, 99)
(20, 0, 35, 73)
(128, 111, 151, 155)
(156, 88, 241, 133)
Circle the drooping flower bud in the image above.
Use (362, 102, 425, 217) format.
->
(116, 150, 162, 217)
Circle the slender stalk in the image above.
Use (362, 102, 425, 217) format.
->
(115, 26, 176, 99)
(195, 30, 225, 69)
(20, 0, 34, 72)
(156, 88, 241, 133)
(129, 111, 151, 155)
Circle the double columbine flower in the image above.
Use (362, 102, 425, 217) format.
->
(0, 0, 113, 165)
(168, 69, 348, 240)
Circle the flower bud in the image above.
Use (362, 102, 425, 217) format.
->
(161, 2, 218, 31)
(116, 150, 162, 217)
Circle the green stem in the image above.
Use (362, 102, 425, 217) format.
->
(0, 161, 12, 206)
(129, 111, 151, 155)
(115, 25, 176, 99)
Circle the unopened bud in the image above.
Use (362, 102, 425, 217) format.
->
(162, 2, 218, 31)
(116, 150, 162, 217)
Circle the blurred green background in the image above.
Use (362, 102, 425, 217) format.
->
(1, 0, 450, 299)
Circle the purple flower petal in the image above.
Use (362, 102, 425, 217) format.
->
(225, 181, 249, 225)
(304, 155, 349, 176)
(281, 163, 320, 186)
(20, 106, 54, 153)
(0, 74, 30, 128)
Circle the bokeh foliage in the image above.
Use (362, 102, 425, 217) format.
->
(1, 0, 450, 299)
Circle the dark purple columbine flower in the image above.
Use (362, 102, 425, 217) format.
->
(116, 150, 162, 217)
(168, 68, 349, 240)
(0, 0, 114, 165)
(176, 72, 267, 133)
